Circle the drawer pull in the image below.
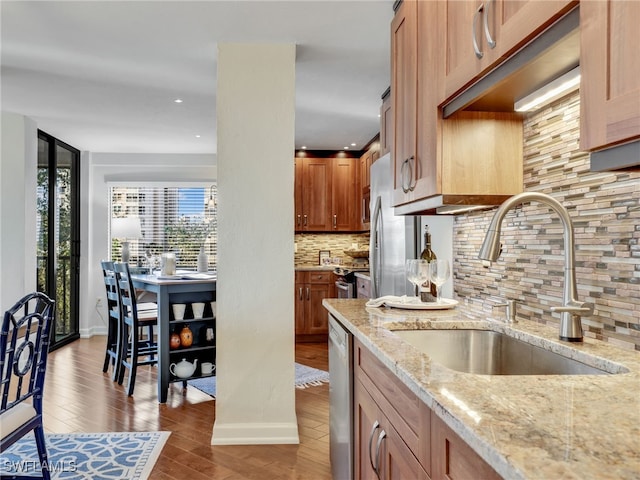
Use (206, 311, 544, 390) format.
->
(368, 421, 380, 474)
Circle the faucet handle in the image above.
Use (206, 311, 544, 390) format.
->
(493, 298, 517, 324)
(550, 302, 594, 316)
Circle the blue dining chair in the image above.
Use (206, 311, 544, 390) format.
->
(113, 262, 158, 396)
(101, 260, 122, 380)
(0, 292, 55, 480)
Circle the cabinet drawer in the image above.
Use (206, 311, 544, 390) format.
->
(431, 413, 500, 480)
(308, 271, 332, 284)
(355, 339, 431, 474)
(356, 277, 371, 299)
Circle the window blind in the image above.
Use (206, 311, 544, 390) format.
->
(109, 185, 217, 270)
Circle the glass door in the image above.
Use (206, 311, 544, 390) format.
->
(37, 131, 80, 350)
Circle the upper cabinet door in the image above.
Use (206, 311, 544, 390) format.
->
(443, 0, 577, 102)
(391, 0, 418, 198)
(332, 157, 356, 231)
(580, 0, 640, 152)
(301, 158, 332, 231)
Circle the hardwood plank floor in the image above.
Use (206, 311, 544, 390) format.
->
(42, 337, 331, 479)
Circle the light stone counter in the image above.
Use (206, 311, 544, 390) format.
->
(295, 264, 337, 271)
(323, 298, 640, 480)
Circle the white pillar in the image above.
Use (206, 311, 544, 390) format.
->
(212, 44, 298, 445)
(0, 112, 37, 311)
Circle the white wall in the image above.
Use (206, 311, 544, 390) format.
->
(212, 43, 298, 445)
(0, 112, 37, 312)
(84, 152, 216, 337)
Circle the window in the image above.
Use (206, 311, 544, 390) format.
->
(109, 185, 217, 270)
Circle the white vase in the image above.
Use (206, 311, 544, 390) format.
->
(197, 245, 208, 273)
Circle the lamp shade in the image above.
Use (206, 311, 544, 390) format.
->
(111, 217, 142, 239)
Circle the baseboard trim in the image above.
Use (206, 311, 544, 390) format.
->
(79, 327, 107, 338)
(211, 421, 300, 445)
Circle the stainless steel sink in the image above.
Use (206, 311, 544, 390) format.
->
(391, 329, 620, 375)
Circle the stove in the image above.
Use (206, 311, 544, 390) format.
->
(333, 265, 369, 298)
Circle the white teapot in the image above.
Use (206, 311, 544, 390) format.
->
(170, 358, 198, 378)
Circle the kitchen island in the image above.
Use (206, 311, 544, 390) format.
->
(323, 298, 640, 479)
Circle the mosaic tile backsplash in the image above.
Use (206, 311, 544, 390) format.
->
(453, 91, 640, 350)
(295, 233, 370, 266)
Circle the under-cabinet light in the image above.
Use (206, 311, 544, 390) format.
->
(514, 66, 580, 112)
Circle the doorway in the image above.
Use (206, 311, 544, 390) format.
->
(37, 130, 80, 350)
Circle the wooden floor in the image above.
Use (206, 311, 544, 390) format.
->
(42, 336, 331, 479)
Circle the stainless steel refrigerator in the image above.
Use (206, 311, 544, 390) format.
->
(369, 153, 454, 299)
(370, 153, 420, 298)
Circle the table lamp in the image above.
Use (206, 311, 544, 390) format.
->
(111, 217, 142, 263)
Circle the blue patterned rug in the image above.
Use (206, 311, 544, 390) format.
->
(188, 362, 330, 397)
(0, 431, 170, 479)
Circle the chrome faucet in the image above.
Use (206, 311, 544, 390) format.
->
(478, 192, 593, 342)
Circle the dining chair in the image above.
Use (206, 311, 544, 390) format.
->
(101, 261, 121, 380)
(113, 262, 158, 396)
(0, 292, 56, 480)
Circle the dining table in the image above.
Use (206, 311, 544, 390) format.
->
(130, 272, 217, 403)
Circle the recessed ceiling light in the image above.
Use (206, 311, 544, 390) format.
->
(378, 114, 381, 118)
(195, 135, 201, 138)
(301, 146, 307, 150)
(174, 98, 183, 103)
(351, 143, 356, 147)
(344, 146, 349, 150)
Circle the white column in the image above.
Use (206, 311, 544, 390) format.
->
(212, 44, 298, 445)
(0, 112, 37, 311)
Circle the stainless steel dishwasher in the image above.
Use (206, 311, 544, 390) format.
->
(328, 314, 353, 480)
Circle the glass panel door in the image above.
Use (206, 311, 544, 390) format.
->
(37, 131, 80, 350)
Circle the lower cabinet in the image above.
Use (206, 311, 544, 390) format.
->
(295, 271, 335, 342)
(354, 338, 500, 480)
(355, 379, 430, 480)
(356, 275, 371, 299)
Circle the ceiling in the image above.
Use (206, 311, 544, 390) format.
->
(1, 1, 393, 154)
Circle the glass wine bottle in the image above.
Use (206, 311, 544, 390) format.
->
(420, 225, 437, 302)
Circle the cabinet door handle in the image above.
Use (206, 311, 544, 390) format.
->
(306, 287, 310, 301)
(483, 0, 496, 49)
(303, 214, 308, 226)
(362, 198, 366, 223)
(473, 3, 484, 59)
(333, 214, 337, 229)
(368, 421, 380, 474)
(298, 287, 303, 301)
(401, 158, 410, 193)
(407, 155, 416, 192)
(297, 214, 301, 227)
(374, 429, 387, 479)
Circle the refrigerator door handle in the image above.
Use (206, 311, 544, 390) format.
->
(371, 196, 383, 298)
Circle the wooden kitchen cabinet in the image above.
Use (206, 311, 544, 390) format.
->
(295, 271, 334, 342)
(354, 339, 431, 478)
(380, 89, 392, 157)
(354, 336, 500, 480)
(295, 157, 332, 231)
(580, 0, 640, 153)
(443, 0, 578, 102)
(332, 156, 357, 231)
(295, 154, 363, 232)
(391, 0, 523, 210)
(391, 0, 418, 200)
(359, 140, 379, 231)
(431, 414, 500, 480)
(356, 275, 371, 299)
(355, 379, 429, 480)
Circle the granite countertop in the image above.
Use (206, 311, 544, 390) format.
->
(323, 298, 640, 480)
(354, 272, 370, 281)
(295, 264, 337, 271)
